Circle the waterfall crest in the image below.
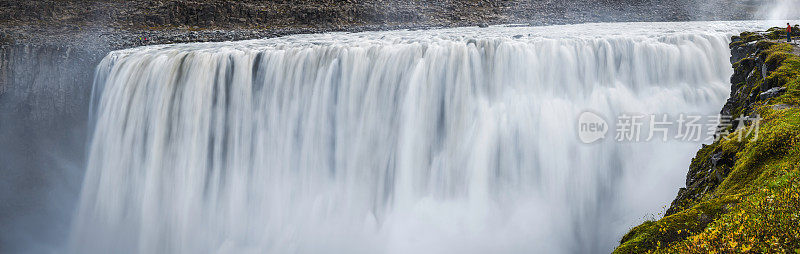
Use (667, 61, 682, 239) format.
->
(71, 22, 765, 253)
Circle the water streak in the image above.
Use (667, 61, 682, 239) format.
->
(72, 21, 771, 253)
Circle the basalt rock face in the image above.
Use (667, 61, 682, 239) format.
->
(0, 45, 103, 119)
(0, 47, 8, 96)
(0, 44, 103, 253)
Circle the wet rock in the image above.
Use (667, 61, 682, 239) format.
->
(730, 57, 755, 89)
(757, 51, 770, 79)
(710, 151, 733, 182)
(771, 104, 794, 110)
(758, 87, 787, 101)
(730, 41, 757, 64)
(745, 67, 760, 85)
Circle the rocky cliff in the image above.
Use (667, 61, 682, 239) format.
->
(0, 44, 103, 254)
(615, 28, 800, 253)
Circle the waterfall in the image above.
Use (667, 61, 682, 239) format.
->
(70, 22, 767, 253)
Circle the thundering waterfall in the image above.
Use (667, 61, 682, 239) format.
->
(70, 22, 766, 253)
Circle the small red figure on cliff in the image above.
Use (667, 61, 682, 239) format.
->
(788, 23, 793, 43)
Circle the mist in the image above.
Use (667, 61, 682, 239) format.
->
(758, 0, 800, 20)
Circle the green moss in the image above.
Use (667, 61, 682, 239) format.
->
(762, 46, 794, 83)
(730, 32, 767, 48)
(729, 41, 745, 48)
(768, 56, 800, 98)
(740, 32, 763, 43)
(731, 57, 754, 71)
(766, 27, 788, 40)
(717, 109, 800, 193)
(615, 196, 740, 254)
(658, 111, 800, 253)
(755, 40, 776, 51)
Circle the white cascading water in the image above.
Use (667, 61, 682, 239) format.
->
(70, 21, 778, 253)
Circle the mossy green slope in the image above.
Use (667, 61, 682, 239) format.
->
(615, 29, 800, 253)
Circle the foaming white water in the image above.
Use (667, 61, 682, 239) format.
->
(72, 21, 771, 253)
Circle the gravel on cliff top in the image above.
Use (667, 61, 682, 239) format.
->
(0, 0, 762, 49)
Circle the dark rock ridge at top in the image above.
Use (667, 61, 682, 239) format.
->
(1, 0, 763, 49)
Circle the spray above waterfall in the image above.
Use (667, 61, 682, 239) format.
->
(758, 0, 800, 20)
(70, 21, 776, 253)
